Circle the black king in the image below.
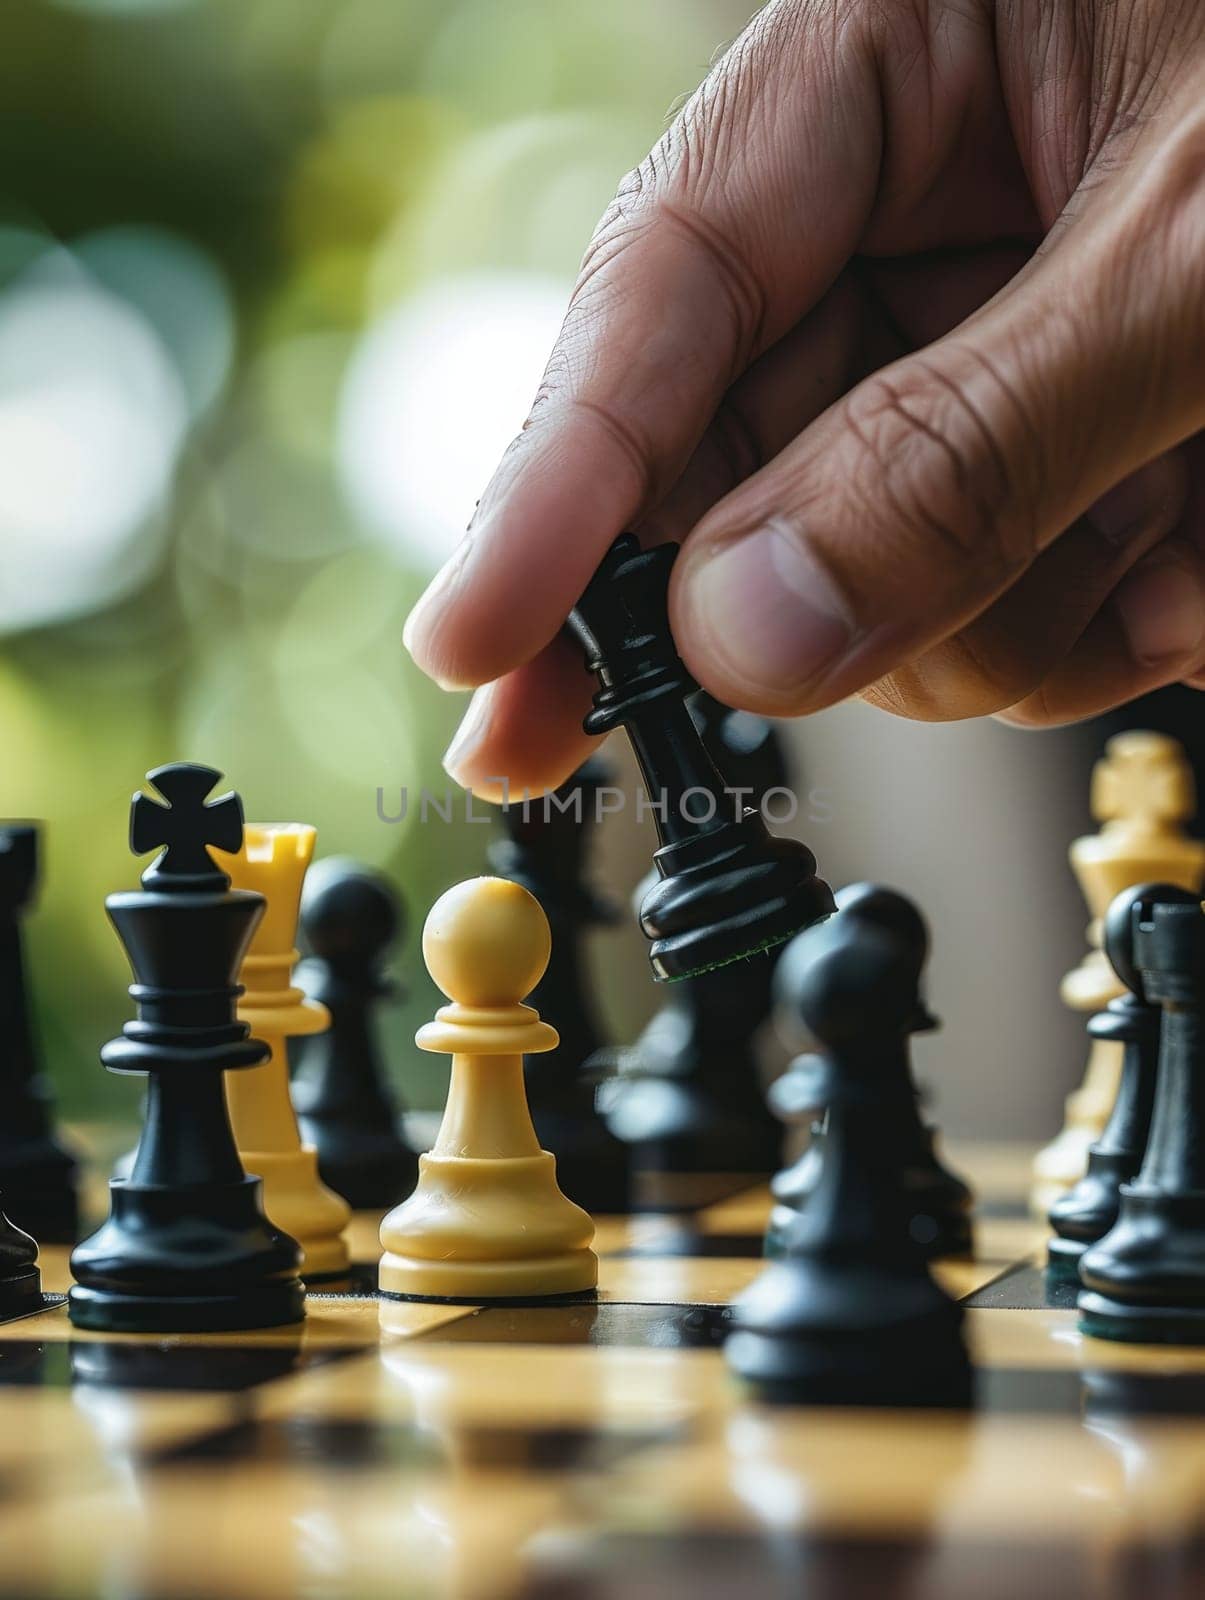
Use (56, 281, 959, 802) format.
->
(69, 763, 303, 1334)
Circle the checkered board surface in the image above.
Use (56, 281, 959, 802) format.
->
(2, 1144, 1204, 1600)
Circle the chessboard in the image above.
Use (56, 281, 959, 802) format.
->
(2, 1143, 1203, 1600)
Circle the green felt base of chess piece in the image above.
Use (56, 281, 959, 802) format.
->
(1078, 1293, 1205, 1345)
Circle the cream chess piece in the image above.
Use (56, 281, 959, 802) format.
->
(379, 877, 598, 1302)
(219, 825, 352, 1279)
(1032, 732, 1205, 1215)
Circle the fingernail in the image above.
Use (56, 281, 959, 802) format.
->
(683, 521, 854, 695)
(1115, 557, 1205, 665)
(443, 683, 497, 787)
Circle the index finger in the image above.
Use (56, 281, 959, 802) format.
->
(402, 2, 882, 691)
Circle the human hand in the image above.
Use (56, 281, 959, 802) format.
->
(404, 0, 1205, 798)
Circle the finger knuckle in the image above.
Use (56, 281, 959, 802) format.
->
(863, 628, 1043, 722)
(838, 356, 1041, 583)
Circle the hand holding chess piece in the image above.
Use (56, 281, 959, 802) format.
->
(565, 536, 833, 980)
(378, 878, 597, 1302)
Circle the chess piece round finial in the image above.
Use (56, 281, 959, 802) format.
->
(834, 882, 929, 959)
(301, 858, 401, 970)
(423, 877, 551, 1009)
(379, 876, 596, 1303)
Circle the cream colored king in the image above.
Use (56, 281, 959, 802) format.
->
(1031, 731, 1205, 1216)
(219, 824, 352, 1279)
(379, 876, 597, 1301)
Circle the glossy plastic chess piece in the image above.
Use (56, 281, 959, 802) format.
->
(0, 1203, 42, 1322)
(1079, 891, 1205, 1342)
(765, 885, 972, 1258)
(216, 825, 351, 1280)
(69, 764, 304, 1333)
(0, 824, 79, 1242)
(1047, 884, 1194, 1282)
(291, 859, 418, 1209)
(378, 877, 597, 1302)
(565, 535, 834, 980)
(595, 694, 792, 1207)
(599, 935, 785, 1210)
(725, 890, 970, 1404)
(488, 757, 632, 1213)
(1033, 733, 1205, 1214)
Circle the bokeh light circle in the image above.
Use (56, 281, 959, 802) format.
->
(336, 270, 567, 569)
(0, 263, 188, 634)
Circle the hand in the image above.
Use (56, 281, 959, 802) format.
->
(404, 0, 1205, 798)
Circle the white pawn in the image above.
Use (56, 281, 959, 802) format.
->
(378, 877, 598, 1302)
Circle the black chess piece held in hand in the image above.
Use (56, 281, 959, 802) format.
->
(565, 535, 834, 980)
(766, 884, 973, 1259)
(1047, 883, 1195, 1283)
(1079, 889, 1205, 1343)
(69, 764, 304, 1334)
(0, 825, 79, 1241)
(725, 888, 970, 1406)
(594, 695, 795, 1205)
(291, 859, 418, 1210)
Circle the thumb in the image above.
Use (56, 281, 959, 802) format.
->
(669, 130, 1205, 717)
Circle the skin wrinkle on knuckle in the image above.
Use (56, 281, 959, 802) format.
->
(835, 366, 1034, 590)
(867, 619, 1040, 721)
(922, 627, 1044, 713)
(1148, 107, 1205, 364)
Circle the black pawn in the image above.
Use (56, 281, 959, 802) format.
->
(1079, 890, 1205, 1343)
(0, 825, 79, 1241)
(69, 764, 304, 1333)
(488, 759, 632, 1212)
(601, 927, 784, 1209)
(565, 535, 833, 980)
(725, 889, 970, 1405)
(1048, 883, 1193, 1282)
(765, 884, 972, 1258)
(291, 859, 418, 1209)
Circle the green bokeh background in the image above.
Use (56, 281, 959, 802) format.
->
(0, 0, 747, 1121)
